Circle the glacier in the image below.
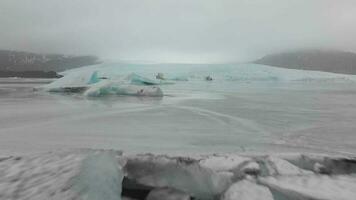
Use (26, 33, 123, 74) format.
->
(38, 63, 356, 98)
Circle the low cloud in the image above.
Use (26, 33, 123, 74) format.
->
(0, 0, 355, 63)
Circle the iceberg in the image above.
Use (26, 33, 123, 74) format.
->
(40, 70, 97, 92)
(40, 71, 164, 97)
(127, 73, 161, 85)
(84, 80, 163, 97)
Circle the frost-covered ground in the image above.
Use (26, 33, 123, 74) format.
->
(1, 63, 356, 199)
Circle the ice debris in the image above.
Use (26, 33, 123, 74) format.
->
(123, 154, 231, 200)
(1, 151, 356, 200)
(221, 179, 274, 200)
(145, 187, 191, 200)
(259, 175, 356, 200)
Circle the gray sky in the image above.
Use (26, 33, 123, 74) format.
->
(0, 0, 355, 63)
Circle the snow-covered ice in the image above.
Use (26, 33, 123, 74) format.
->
(221, 179, 274, 200)
(1, 151, 356, 200)
(259, 175, 356, 200)
(0, 150, 124, 200)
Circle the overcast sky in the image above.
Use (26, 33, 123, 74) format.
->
(0, 0, 355, 63)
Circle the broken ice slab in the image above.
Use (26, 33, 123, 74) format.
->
(123, 154, 232, 200)
(256, 155, 313, 176)
(221, 179, 274, 200)
(259, 175, 356, 200)
(282, 154, 356, 175)
(199, 154, 251, 172)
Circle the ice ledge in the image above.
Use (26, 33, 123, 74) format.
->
(1, 150, 356, 200)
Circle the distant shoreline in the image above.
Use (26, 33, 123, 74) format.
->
(0, 70, 63, 78)
(255, 49, 356, 75)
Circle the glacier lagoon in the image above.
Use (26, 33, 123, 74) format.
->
(2, 63, 356, 200)
(1, 63, 356, 155)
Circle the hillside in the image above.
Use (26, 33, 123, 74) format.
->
(0, 50, 100, 78)
(255, 50, 356, 75)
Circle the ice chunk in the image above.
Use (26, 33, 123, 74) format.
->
(283, 154, 356, 175)
(199, 155, 251, 172)
(87, 71, 100, 84)
(146, 187, 191, 200)
(258, 156, 313, 176)
(84, 81, 163, 97)
(127, 73, 161, 85)
(259, 175, 356, 200)
(269, 156, 313, 175)
(40, 70, 96, 92)
(124, 154, 231, 200)
(113, 85, 163, 97)
(71, 151, 124, 200)
(83, 80, 115, 97)
(240, 162, 260, 176)
(221, 180, 273, 200)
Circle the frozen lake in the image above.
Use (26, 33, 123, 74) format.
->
(1, 63, 356, 156)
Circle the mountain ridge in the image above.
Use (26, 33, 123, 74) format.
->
(255, 49, 356, 75)
(0, 50, 101, 78)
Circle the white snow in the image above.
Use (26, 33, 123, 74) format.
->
(259, 175, 356, 200)
(0, 150, 124, 200)
(221, 179, 274, 200)
(199, 155, 251, 172)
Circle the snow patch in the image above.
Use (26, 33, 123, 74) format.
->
(221, 179, 274, 200)
(259, 175, 356, 200)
